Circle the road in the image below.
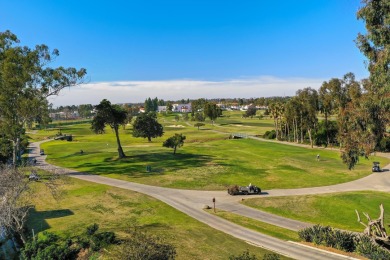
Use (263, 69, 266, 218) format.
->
(30, 140, 389, 259)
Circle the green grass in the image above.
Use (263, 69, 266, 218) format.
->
(242, 191, 390, 232)
(27, 178, 289, 259)
(205, 209, 299, 241)
(36, 118, 389, 190)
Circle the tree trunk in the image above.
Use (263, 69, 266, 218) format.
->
(308, 128, 313, 148)
(293, 119, 296, 143)
(114, 127, 126, 158)
(173, 146, 177, 154)
(12, 137, 20, 166)
(325, 112, 330, 146)
(147, 136, 151, 142)
(287, 122, 290, 142)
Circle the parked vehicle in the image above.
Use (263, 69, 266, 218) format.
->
(39, 149, 44, 155)
(228, 184, 261, 195)
(372, 162, 381, 172)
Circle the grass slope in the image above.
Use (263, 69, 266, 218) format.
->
(36, 121, 388, 190)
(27, 178, 288, 259)
(242, 191, 390, 232)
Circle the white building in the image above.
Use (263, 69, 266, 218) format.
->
(173, 103, 192, 113)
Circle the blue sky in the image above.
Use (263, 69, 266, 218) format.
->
(1, 1, 367, 106)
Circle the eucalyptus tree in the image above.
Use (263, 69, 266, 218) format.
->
(296, 87, 319, 147)
(0, 30, 86, 165)
(284, 98, 301, 143)
(319, 79, 338, 146)
(91, 99, 128, 158)
(336, 0, 390, 168)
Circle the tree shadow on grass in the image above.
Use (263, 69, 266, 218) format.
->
(76, 151, 230, 178)
(27, 208, 74, 233)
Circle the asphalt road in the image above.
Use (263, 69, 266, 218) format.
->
(29, 140, 389, 259)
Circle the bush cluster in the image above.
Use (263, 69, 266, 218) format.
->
(298, 224, 390, 259)
(263, 130, 276, 139)
(21, 224, 116, 259)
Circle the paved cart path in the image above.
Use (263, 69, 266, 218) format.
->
(29, 140, 390, 259)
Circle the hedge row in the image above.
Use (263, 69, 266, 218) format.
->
(298, 224, 390, 260)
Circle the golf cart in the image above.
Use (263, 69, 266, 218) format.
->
(372, 162, 381, 172)
(228, 184, 261, 195)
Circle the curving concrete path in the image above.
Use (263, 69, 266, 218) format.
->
(29, 139, 390, 259)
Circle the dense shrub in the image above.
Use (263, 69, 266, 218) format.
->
(298, 225, 390, 258)
(21, 224, 117, 259)
(333, 230, 355, 252)
(379, 136, 390, 152)
(355, 235, 390, 260)
(263, 130, 276, 139)
(21, 232, 79, 260)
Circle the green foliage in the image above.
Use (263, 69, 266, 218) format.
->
(263, 130, 276, 139)
(313, 120, 338, 147)
(379, 136, 390, 152)
(21, 224, 117, 259)
(111, 229, 176, 260)
(355, 235, 390, 260)
(162, 133, 186, 154)
(0, 30, 86, 164)
(0, 136, 13, 163)
(193, 112, 205, 122)
(204, 102, 220, 124)
(298, 225, 358, 254)
(132, 112, 164, 142)
(21, 232, 79, 260)
(194, 122, 205, 130)
(245, 106, 257, 118)
(166, 102, 173, 112)
(144, 97, 159, 113)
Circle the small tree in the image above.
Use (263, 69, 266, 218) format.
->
(204, 102, 219, 124)
(132, 112, 164, 142)
(163, 133, 186, 154)
(245, 106, 257, 118)
(91, 99, 128, 158)
(194, 122, 205, 130)
(166, 102, 173, 113)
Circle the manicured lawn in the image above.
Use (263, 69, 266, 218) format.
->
(204, 209, 299, 241)
(241, 191, 390, 232)
(27, 178, 288, 259)
(37, 120, 389, 190)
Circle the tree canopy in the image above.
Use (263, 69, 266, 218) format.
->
(0, 30, 86, 165)
(163, 133, 186, 154)
(132, 112, 164, 142)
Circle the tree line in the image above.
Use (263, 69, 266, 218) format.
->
(266, 0, 390, 170)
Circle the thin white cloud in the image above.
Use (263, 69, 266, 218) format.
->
(48, 76, 325, 106)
